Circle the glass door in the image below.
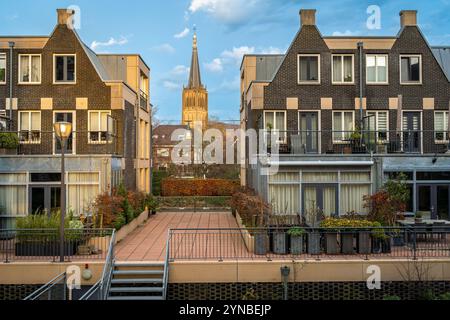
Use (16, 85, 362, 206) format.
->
(303, 185, 338, 224)
(436, 186, 450, 220)
(299, 112, 319, 153)
(54, 112, 74, 154)
(417, 184, 450, 220)
(29, 186, 62, 216)
(30, 187, 46, 215)
(403, 112, 421, 153)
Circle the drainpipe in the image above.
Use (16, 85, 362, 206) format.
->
(8, 42, 15, 130)
(357, 42, 364, 127)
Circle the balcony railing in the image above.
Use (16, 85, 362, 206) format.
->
(262, 130, 450, 155)
(0, 131, 119, 156)
(169, 226, 450, 262)
(0, 228, 114, 263)
(140, 90, 148, 110)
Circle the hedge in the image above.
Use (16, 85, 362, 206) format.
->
(161, 179, 240, 197)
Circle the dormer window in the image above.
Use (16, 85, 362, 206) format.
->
(298, 54, 320, 84)
(54, 54, 76, 83)
(400, 55, 422, 84)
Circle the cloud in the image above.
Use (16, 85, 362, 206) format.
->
(218, 76, 240, 91)
(163, 80, 181, 91)
(204, 58, 223, 72)
(260, 46, 285, 54)
(170, 65, 190, 76)
(332, 30, 359, 36)
(188, 0, 261, 26)
(174, 27, 190, 39)
(90, 36, 128, 51)
(151, 43, 176, 54)
(221, 46, 255, 65)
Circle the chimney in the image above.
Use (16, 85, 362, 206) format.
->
(57, 8, 75, 26)
(300, 9, 316, 27)
(400, 10, 417, 27)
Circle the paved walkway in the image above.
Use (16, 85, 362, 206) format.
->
(115, 211, 238, 261)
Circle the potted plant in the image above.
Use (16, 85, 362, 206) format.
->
(254, 229, 270, 255)
(320, 218, 340, 255)
(371, 227, 392, 254)
(272, 223, 287, 255)
(0, 132, 19, 155)
(287, 227, 305, 255)
(415, 212, 423, 224)
(144, 194, 160, 215)
(305, 206, 323, 255)
(349, 130, 364, 154)
(376, 140, 388, 154)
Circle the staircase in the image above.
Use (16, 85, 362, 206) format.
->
(107, 262, 167, 301)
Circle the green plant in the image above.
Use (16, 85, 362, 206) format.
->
(415, 212, 423, 219)
(0, 132, 19, 149)
(349, 130, 362, 141)
(242, 288, 259, 300)
(144, 194, 160, 212)
(287, 227, 305, 237)
(438, 292, 450, 300)
(383, 295, 401, 301)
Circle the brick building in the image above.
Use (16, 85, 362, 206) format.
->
(0, 9, 151, 227)
(240, 9, 450, 222)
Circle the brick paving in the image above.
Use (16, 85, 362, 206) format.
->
(115, 211, 238, 261)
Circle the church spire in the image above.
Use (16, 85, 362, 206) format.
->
(188, 26, 202, 89)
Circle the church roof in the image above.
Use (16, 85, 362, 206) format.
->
(187, 31, 203, 89)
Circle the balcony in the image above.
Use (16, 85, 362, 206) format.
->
(0, 131, 119, 156)
(139, 90, 148, 110)
(262, 130, 450, 156)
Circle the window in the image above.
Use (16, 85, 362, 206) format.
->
(332, 111, 354, 142)
(18, 54, 41, 84)
(400, 55, 421, 84)
(434, 111, 449, 142)
(367, 111, 389, 142)
(264, 111, 286, 142)
(54, 54, 76, 83)
(332, 54, 354, 84)
(19, 111, 41, 144)
(366, 54, 388, 84)
(298, 54, 320, 84)
(0, 53, 5, 84)
(88, 111, 111, 143)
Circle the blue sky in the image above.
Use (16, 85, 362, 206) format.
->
(3, 0, 450, 121)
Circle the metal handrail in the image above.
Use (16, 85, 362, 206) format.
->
(24, 272, 67, 301)
(162, 229, 171, 300)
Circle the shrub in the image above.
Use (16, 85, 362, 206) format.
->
(287, 227, 305, 237)
(320, 218, 380, 229)
(231, 188, 271, 228)
(152, 170, 169, 196)
(0, 132, 19, 149)
(383, 295, 401, 301)
(161, 179, 239, 197)
(92, 193, 124, 229)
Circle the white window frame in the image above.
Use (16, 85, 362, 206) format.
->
(88, 110, 112, 144)
(367, 111, 390, 142)
(18, 111, 41, 144)
(399, 54, 422, 85)
(434, 111, 449, 143)
(332, 110, 355, 143)
(366, 54, 388, 85)
(331, 54, 354, 84)
(0, 53, 6, 85)
(18, 54, 41, 85)
(53, 54, 77, 84)
(263, 110, 287, 144)
(297, 54, 321, 85)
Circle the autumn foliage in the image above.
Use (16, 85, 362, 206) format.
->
(161, 179, 240, 197)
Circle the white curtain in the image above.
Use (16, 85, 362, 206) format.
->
(341, 185, 371, 214)
(269, 172, 299, 183)
(0, 186, 27, 216)
(269, 185, 299, 215)
(303, 172, 338, 183)
(323, 187, 336, 217)
(67, 173, 100, 215)
(341, 172, 371, 183)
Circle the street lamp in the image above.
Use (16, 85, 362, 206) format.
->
(54, 121, 72, 263)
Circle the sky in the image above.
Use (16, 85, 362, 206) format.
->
(3, 0, 450, 122)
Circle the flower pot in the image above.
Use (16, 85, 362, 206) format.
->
(376, 144, 387, 154)
(343, 146, 352, 154)
(358, 232, 372, 254)
(290, 235, 304, 255)
(272, 232, 287, 255)
(415, 218, 423, 224)
(341, 233, 355, 254)
(325, 232, 340, 254)
(307, 231, 321, 255)
(254, 232, 269, 255)
(372, 238, 392, 254)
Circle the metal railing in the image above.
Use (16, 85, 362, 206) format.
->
(24, 272, 67, 301)
(79, 230, 116, 300)
(162, 229, 170, 300)
(0, 131, 119, 156)
(0, 229, 114, 263)
(140, 90, 148, 110)
(169, 226, 450, 261)
(262, 130, 450, 155)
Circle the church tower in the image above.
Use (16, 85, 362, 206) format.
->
(182, 29, 208, 128)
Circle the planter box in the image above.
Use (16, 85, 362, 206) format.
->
(115, 210, 149, 243)
(254, 232, 269, 255)
(307, 232, 321, 255)
(15, 241, 78, 257)
(272, 232, 287, 255)
(358, 232, 372, 254)
(325, 233, 340, 254)
(341, 233, 355, 254)
(290, 235, 304, 255)
(372, 238, 392, 254)
(235, 211, 255, 253)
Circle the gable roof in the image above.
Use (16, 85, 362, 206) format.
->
(431, 47, 450, 82)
